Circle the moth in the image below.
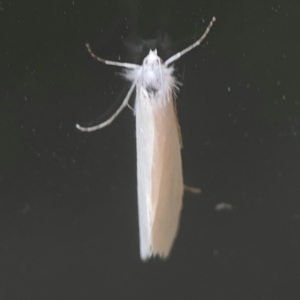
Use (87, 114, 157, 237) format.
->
(76, 17, 216, 260)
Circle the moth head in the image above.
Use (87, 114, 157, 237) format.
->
(143, 49, 161, 66)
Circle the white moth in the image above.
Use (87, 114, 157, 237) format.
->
(76, 17, 216, 260)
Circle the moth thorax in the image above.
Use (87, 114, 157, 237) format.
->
(142, 50, 163, 96)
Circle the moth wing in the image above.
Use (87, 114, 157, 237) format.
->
(150, 98, 184, 258)
(135, 87, 155, 260)
(135, 90, 184, 260)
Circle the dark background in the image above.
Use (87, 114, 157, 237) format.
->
(1, 0, 300, 299)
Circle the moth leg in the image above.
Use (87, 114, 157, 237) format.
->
(184, 185, 201, 194)
(76, 80, 137, 132)
(127, 103, 134, 112)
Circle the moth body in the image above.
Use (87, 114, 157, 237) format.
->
(126, 49, 183, 259)
(76, 17, 216, 260)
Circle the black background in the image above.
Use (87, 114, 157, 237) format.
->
(1, 0, 300, 299)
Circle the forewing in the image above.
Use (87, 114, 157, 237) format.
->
(150, 97, 184, 258)
(135, 87, 155, 260)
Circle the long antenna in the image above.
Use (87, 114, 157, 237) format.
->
(85, 43, 139, 69)
(165, 17, 216, 66)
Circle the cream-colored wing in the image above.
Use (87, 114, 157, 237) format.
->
(135, 87, 183, 260)
(150, 97, 184, 258)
